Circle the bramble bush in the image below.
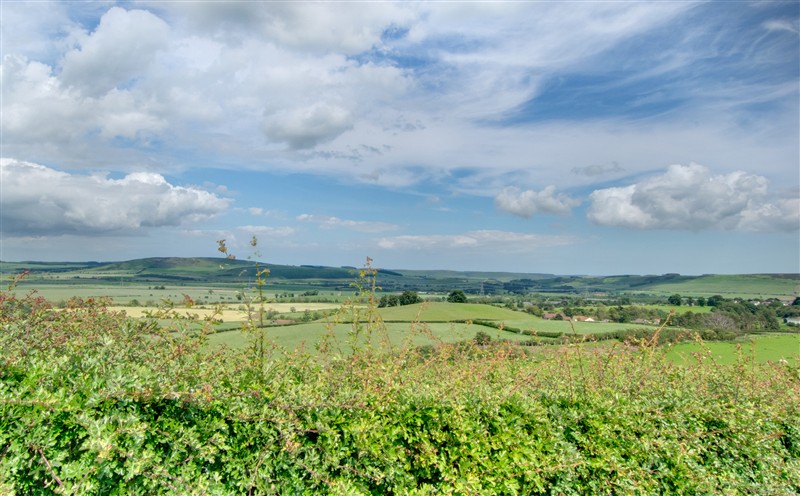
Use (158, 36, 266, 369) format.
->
(1, 266, 799, 494)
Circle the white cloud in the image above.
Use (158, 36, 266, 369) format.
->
(153, 2, 414, 55)
(2, 1, 795, 196)
(0, 158, 229, 236)
(571, 163, 625, 177)
(587, 163, 799, 232)
(495, 185, 581, 218)
(237, 225, 296, 237)
(60, 7, 170, 96)
(297, 214, 398, 233)
(264, 103, 354, 149)
(376, 230, 575, 252)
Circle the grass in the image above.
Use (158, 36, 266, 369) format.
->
(205, 321, 536, 352)
(666, 333, 800, 366)
(376, 302, 528, 321)
(113, 302, 343, 320)
(641, 274, 799, 299)
(198, 301, 674, 353)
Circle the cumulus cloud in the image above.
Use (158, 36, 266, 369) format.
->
(297, 214, 398, 233)
(60, 7, 170, 96)
(0, 158, 229, 236)
(376, 230, 575, 252)
(495, 186, 581, 218)
(587, 163, 799, 232)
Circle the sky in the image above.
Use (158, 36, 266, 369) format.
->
(1, 1, 798, 275)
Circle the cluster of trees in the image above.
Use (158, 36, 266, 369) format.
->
(378, 289, 470, 307)
(378, 291, 423, 307)
(671, 299, 782, 332)
(447, 290, 468, 303)
(667, 294, 725, 307)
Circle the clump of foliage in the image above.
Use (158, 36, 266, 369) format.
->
(447, 289, 468, 303)
(378, 290, 422, 308)
(1, 265, 799, 494)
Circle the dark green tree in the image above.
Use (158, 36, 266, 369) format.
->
(667, 294, 683, 306)
(447, 290, 468, 303)
(378, 295, 400, 307)
(399, 291, 422, 306)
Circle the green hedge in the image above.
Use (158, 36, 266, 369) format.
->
(2, 291, 799, 494)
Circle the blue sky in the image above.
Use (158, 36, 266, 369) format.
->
(1, 1, 798, 275)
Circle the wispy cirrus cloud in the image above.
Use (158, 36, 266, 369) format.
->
(376, 230, 576, 253)
(238, 225, 296, 238)
(297, 214, 398, 233)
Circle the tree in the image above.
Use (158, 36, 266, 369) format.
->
(399, 291, 422, 306)
(447, 290, 468, 303)
(378, 295, 400, 307)
(667, 294, 682, 306)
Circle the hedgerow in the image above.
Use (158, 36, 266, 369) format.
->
(1, 269, 799, 494)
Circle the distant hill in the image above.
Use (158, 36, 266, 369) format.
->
(1, 257, 797, 297)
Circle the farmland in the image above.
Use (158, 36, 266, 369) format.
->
(2, 257, 799, 493)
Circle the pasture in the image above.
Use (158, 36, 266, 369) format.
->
(114, 302, 343, 320)
(640, 274, 799, 299)
(203, 302, 668, 353)
(666, 333, 800, 366)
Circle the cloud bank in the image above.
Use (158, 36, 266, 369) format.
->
(0, 159, 229, 236)
(587, 164, 799, 232)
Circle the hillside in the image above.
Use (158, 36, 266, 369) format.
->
(1, 257, 797, 297)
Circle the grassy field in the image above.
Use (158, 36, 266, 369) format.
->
(641, 274, 799, 299)
(666, 333, 800, 366)
(638, 304, 713, 314)
(377, 302, 530, 321)
(113, 302, 343, 321)
(205, 320, 557, 353)
(8, 283, 242, 305)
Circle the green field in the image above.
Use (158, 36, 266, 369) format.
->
(640, 274, 799, 299)
(377, 302, 530, 321)
(666, 333, 800, 366)
(205, 321, 527, 352)
(204, 301, 666, 353)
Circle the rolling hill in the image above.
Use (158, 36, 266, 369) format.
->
(1, 257, 797, 297)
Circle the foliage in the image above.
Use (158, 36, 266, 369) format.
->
(378, 291, 422, 308)
(447, 290, 468, 303)
(1, 269, 799, 494)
